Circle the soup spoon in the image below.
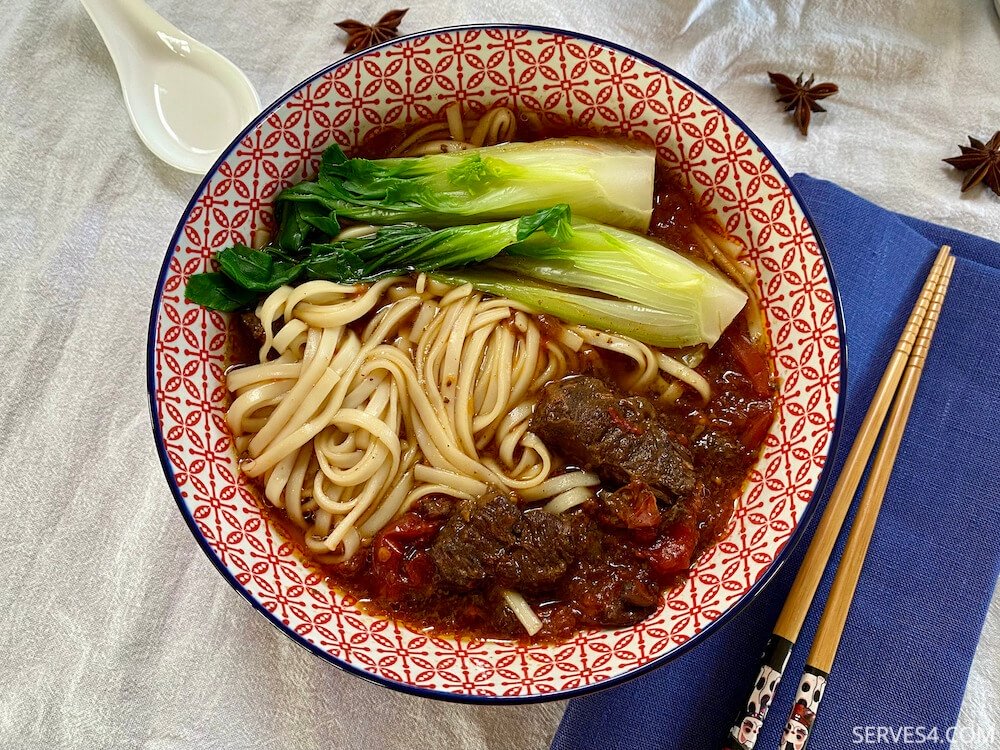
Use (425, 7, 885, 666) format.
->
(81, 0, 261, 174)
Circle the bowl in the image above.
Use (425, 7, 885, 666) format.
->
(147, 24, 844, 702)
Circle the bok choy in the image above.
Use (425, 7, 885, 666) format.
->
(276, 137, 654, 236)
(490, 221, 748, 346)
(184, 206, 573, 312)
(430, 269, 725, 349)
(185, 204, 746, 348)
(434, 217, 748, 348)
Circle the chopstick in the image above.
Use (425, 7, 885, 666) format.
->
(778, 253, 955, 748)
(722, 245, 952, 750)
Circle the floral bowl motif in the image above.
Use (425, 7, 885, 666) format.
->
(147, 24, 844, 702)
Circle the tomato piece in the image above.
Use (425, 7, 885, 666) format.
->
(614, 482, 661, 529)
(544, 605, 580, 640)
(371, 535, 404, 591)
(383, 513, 439, 544)
(625, 491, 660, 529)
(646, 513, 699, 581)
(595, 482, 661, 544)
(402, 551, 435, 587)
(371, 513, 441, 598)
(725, 331, 772, 397)
(742, 408, 774, 450)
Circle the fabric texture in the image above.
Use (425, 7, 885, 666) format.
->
(551, 174, 1000, 750)
(1, 1, 998, 748)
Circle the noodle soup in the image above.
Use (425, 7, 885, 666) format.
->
(212, 107, 776, 642)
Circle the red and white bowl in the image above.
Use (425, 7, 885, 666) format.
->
(147, 25, 844, 702)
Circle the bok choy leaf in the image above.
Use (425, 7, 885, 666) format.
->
(305, 205, 573, 282)
(493, 221, 748, 346)
(428, 269, 711, 349)
(184, 206, 573, 309)
(276, 137, 654, 231)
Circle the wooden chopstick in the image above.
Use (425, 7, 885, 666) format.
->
(779, 254, 955, 747)
(722, 245, 952, 750)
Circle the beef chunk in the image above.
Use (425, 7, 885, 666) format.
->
(239, 312, 267, 347)
(692, 428, 749, 480)
(564, 551, 660, 627)
(414, 495, 456, 520)
(430, 492, 574, 593)
(531, 376, 696, 498)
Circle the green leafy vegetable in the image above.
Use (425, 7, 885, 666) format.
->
(494, 221, 748, 346)
(303, 244, 368, 281)
(183, 206, 573, 309)
(184, 272, 260, 312)
(429, 269, 706, 349)
(216, 244, 303, 292)
(277, 137, 655, 231)
(424, 218, 747, 348)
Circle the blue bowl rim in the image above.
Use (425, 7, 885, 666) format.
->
(146, 22, 848, 706)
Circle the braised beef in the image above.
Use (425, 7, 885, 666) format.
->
(239, 312, 267, 347)
(430, 492, 574, 593)
(417, 495, 456, 520)
(531, 376, 696, 498)
(692, 429, 748, 479)
(564, 534, 660, 627)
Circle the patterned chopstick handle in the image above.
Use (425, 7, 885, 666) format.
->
(722, 635, 794, 750)
(778, 665, 829, 750)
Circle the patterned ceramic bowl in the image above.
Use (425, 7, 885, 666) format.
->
(148, 25, 844, 702)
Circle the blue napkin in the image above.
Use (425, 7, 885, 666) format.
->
(552, 175, 1000, 750)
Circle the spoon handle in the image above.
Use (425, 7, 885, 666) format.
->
(80, 0, 173, 41)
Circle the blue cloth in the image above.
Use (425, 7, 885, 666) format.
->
(552, 175, 1000, 750)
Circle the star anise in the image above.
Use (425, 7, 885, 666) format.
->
(335, 9, 408, 53)
(943, 132, 1000, 196)
(767, 72, 839, 137)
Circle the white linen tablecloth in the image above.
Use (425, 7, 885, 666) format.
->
(1, 1, 997, 747)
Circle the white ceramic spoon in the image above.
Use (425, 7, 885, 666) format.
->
(81, 0, 261, 174)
